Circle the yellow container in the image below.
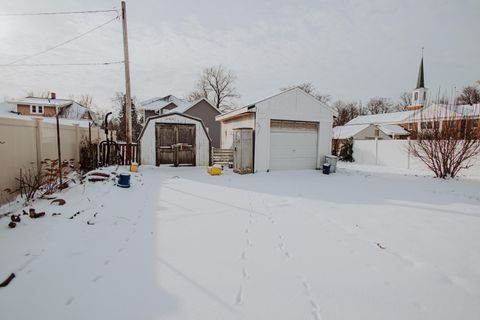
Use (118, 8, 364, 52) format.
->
(208, 166, 222, 176)
(130, 162, 138, 172)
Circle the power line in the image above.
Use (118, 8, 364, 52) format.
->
(0, 9, 118, 17)
(0, 61, 124, 67)
(5, 15, 119, 66)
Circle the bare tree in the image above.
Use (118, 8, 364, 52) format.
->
(78, 94, 94, 109)
(394, 92, 412, 111)
(25, 90, 49, 98)
(188, 65, 240, 111)
(409, 102, 480, 178)
(457, 82, 480, 105)
(280, 82, 331, 104)
(366, 97, 393, 114)
(333, 101, 363, 126)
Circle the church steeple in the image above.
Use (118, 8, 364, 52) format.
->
(416, 57, 425, 89)
(410, 50, 428, 108)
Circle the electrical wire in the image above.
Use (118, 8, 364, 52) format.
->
(4, 15, 119, 66)
(0, 9, 118, 17)
(0, 61, 124, 67)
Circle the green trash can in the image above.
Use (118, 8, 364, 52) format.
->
(325, 155, 338, 173)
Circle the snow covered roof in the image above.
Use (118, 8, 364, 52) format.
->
(216, 87, 335, 121)
(378, 124, 410, 136)
(333, 123, 409, 139)
(333, 124, 369, 139)
(0, 102, 93, 128)
(9, 97, 74, 107)
(139, 95, 190, 111)
(406, 103, 480, 122)
(346, 111, 415, 125)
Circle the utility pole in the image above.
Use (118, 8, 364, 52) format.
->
(121, 1, 132, 146)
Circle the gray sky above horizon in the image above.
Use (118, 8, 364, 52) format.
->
(0, 0, 479, 110)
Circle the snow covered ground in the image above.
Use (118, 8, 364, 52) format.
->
(1, 164, 480, 320)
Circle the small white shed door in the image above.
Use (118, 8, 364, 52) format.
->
(269, 120, 319, 170)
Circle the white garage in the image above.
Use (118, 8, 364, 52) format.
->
(216, 88, 336, 172)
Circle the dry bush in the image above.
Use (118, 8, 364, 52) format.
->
(409, 104, 480, 178)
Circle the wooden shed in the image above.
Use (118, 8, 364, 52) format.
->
(138, 113, 211, 166)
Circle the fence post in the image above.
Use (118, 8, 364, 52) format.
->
(407, 137, 411, 169)
(74, 124, 80, 163)
(375, 137, 378, 165)
(34, 118, 43, 173)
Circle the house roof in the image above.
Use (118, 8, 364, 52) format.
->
(6, 97, 94, 121)
(346, 111, 415, 125)
(0, 102, 93, 127)
(378, 124, 410, 136)
(164, 97, 220, 115)
(9, 97, 74, 107)
(139, 95, 190, 111)
(333, 124, 370, 139)
(333, 123, 410, 139)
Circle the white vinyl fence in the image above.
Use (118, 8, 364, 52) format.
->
(353, 139, 480, 176)
(0, 117, 108, 204)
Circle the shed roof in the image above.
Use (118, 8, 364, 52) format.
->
(137, 112, 212, 142)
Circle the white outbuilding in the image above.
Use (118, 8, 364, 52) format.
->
(138, 113, 211, 166)
(216, 88, 336, 172)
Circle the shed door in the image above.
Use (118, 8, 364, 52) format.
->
(269, 120, 319, 170)
(155, 124, 196, 166)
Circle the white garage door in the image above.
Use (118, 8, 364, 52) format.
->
(269, 120, 319, 170)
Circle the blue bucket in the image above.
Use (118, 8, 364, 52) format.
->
(117, 173, 131, 188)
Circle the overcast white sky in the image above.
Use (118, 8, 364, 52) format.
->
(0, 0, 479, 110)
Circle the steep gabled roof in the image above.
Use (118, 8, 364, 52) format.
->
(216, 87, 336, 121)
(416, 57, 425, 89)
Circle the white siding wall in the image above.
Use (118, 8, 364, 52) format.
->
(220, 114, 255, 149)
(140, 114, 210, 166)
(254, 88, 333, 171)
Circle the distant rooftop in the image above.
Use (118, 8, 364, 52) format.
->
(139, 95, 190, 111)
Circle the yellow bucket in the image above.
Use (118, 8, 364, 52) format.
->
(208, 166, 222, 176)
(130, 162, 138, 172)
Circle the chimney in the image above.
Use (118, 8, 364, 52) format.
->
(50, 92, 56, 100)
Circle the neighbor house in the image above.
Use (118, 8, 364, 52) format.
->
(8, 93, 95, 121)
(139, 95, 221, 147)
(216, 87, 336, 172)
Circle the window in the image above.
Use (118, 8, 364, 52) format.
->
(414, 92, 418, 100)
(421, 122, 433, 129)
(374, 129, 380, 137)
(423, 92, 427, 100)
(433, 121, 440, 129)
(30, 105, 44, 114)
(472, 119, 479, 129)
